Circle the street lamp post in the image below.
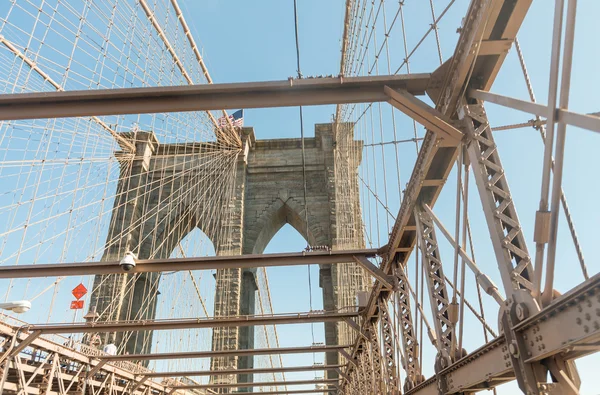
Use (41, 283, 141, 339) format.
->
(0, 300, 31, 314)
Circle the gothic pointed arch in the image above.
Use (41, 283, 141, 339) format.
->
(137, 201, 217, 260)
(244, 195, 330, 255)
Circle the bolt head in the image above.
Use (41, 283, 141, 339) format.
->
(516, 303, 529, 321)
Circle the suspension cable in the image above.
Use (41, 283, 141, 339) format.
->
(514, 37, 588, 281)
(292, 0, 317, 361)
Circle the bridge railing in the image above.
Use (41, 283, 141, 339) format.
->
(0, 313, 152, 375)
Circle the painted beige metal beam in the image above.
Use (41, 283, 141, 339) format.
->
(98, 344, 353, 361)
(129, 375, 149, 393)
(0, 74, 430, 121)
(28, 311, 361, 334)
(352, 255, 395, 290)
(386, 0, 535, 283)
(384, 86, 463, 144)
(342, 1, 540, 391)
(87, 359, 109, 378)
(9, 330, 41, 358)
(0, 321, 167, 393)
(0, 249, 378, 279)
(147, 364, 346, 378)
(469, 88, 600, 133)
(171, 379, 339, 390)
(406, 272, 600, 394)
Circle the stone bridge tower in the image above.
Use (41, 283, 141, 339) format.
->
(88, 123, 367, 389)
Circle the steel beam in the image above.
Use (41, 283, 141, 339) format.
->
(8, 330, 41, 358)
(129, 375, 149, 393)
(27, 311, 360, 334)
(0, 322, 168, 394)
(0, 249, 378, 279)
(431, 0, 534, 113)
(171, 379, 339, 390)
(352, 256, 394, 290)
(98, 344, 352, 361)
(146, 364, 346, 378)
(0, 74, 430, 121)
(406, 272, 600, 394)
(469, 88, 600, 133)
(422, 204, 504, 305)
(460, 103, 535, 293)
(384, 86, 463, 144)
(343, 0, 538, 391)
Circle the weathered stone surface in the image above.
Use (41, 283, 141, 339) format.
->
(89, 123, 366, 387)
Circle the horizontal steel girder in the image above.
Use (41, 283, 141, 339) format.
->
(98, 344, 353, 361)
(407, 272, 600, 394)
(28, 311, 360, 334)
(0, 74, 430, 120)
(171, 379, 339, 390)
(469, 88, 600, 133)
(147, 364, 346, 378)
(0, 249, 378, 279)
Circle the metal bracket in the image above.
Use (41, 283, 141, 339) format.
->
(338, 349, 357, 367)
(129, 374, 149, 393)
(385, 86, 463, 144)
(9, 330, 41, 358)
(86, 359, 108, 378)
(352, 255, 395, 290)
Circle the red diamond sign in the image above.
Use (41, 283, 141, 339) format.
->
(72, 283, 87, 300)
(70, 300, 84, 310)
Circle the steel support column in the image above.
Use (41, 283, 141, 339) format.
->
(394, 262, 424, 391)
(460, 103, 535, 293)
(414, 205, 458, 393)
(460, 102, 580, 394)
(378, 300, 399, 393)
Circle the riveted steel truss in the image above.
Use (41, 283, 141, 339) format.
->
(378, 301, 399, 393)
(414, 207, 455, 356)
(0, 321, 167, 395)
(393, 262, 423, 391)
(460, 103, 535, 294)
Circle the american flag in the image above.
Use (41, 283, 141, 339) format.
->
(218, 110, 244, 128)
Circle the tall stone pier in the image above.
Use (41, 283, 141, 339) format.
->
(89, 123, 367, 390)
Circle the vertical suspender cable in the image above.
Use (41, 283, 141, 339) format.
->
(533, 0, 565, 300)
(543, 0, 578, 306)
(292, 0, 317, 357)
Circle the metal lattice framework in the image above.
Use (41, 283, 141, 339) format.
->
(0, 0, 598, 394)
